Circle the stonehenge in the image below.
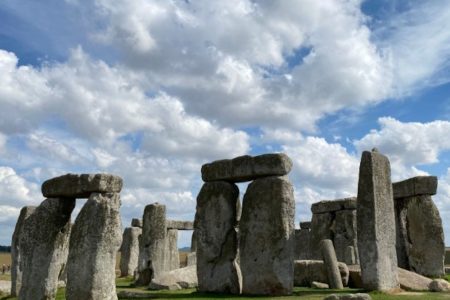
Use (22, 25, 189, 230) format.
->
(320, 239, 343, 289)
(120, 225, 142, 277)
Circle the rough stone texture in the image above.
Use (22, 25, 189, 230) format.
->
(357, 150, 399, 291)
(120, 227, 142, 277)
(240, 176, 295, 295)
(191, 230, 197, 252)
(294, 260, 349, 287)
(311, 281, 328, 289)
(294, 229, 310, 260)
(195, 181, 241, 294)
(149, 265, 198, 290)
(66, 193, 122, 300)
(395, 194, 444, 277)
(186, 252, 197, 266)
(167, 229, 180, 271)
(324, 293, 372, 300)
(42, 173, 123, 198)
(445, 267, 450, 275)
(393, 176, 438, 199)
(10, 206, 36, 297)
(334, 209, 358, 264)
(321, 239, 343, 289)
(300, 221, 311, 229)
(311, 198, 356, 214)
(201, 153, 292, 182)
(166, 220, 194, 230)
(429, 279, 450, 292)
(345, 246, 357, 265)
(131, 218, 143, 228)
(19, 198, 74, 300)
(310, 212, 334, 259)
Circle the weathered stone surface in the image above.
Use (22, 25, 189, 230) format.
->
(167, 229, 180, 271)
(311, 197, 356, 214)
(321, 239, 343, 289)
(240, 176, 295, 295)
(186, 252, 196, 266)
(294, 260, 349, 287)
(11, 206, 36, 297)
(357, 150, 398, 291)
(311, 281, 328, 289)
(131, 218, 143, 228)
(300, 221, 311, 229)
(20, 198, 74, 300)
(324, 293, 372, 300)
(201, 153, 292, 182)
(42, 173, 123, 198)
(166, 220, 194, 230)
(398, 267, 432, 291)
(191, 230, 197, 252)
(445, 267, 450, 275)
(345, 246, 357, 265)
(294, 229, 310, 260)
(120, 227, 142, 277)
(195, 181, 241, 294)
(429, 279, 450, 292)
(310, 212, 334, 259)
(347, 265, 363, 289)
(395, 195, 444, 277)
(334, 209, 358, 264)
(393, 176, 437, 199)
(66, 193, 122, 300)
(149, 265, 197, 290)
(116, 291, 152, 298)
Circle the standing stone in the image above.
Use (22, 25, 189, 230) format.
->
(334, 209, 358, 264)
(195, 181, 241, 294)
(19, 198, 74, 300)
(357, 149, 398, 291)
(10, 206, 36, 297)
(66, 193, 122, 300)
(190, 230, 197, 252)
(131, 218, 143, 228)
(294, 229, 311, 260)
(240, 176, 295, 295)
(166, 229, 180, 271)
(120, 227, 142, 277)
(310, 212, 334, 259)
(187, 252, 197, 266)
(345, 246, 357, 265)
(321, 239, 343, 289)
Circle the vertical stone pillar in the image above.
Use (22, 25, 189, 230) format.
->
(357, 149, 398, 291)
(120, 227, 142, 277)
(320, 239, 343, 289)
(240, 176, 295, 295)
(10, 206, 36, 297)
(195, 181, 241, 294)
(19, 198, 74, 300)
(66, 193, 122, 300)
(166, 229, 180, 271)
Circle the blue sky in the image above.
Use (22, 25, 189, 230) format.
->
(1, 0, 450, 248)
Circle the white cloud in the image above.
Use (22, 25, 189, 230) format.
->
(0, 167, 40, 206)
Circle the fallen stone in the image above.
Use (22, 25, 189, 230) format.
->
(195, 181, 242, 294)
(429, 279, 450, 292)
(120, 227, 142, 277)
(393, 176, 438, 199)
(20, 198, 74, 300)
(294, 229, 311, 260)
(11, 206, 36, 297)
(131, 218, 143, 228)
(42, 173, 123, 198)
(321, 239, 343, 289)
(323, 293, 372, 300)
(201, 153, 292, 182)
(300, 221, 311, 229)
(311, 197, 356, 214)
(116, 291, 152, 298)
(166, 220, 194, 230)
(357, 149, 398, 291)
(149, 265, 197, 290)
(66, 193, 122, 300)
(240, 176, 295, 295)
(311, 281, 328, 289)
(294, 260, 349, 287)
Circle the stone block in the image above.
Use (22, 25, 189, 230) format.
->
(131, 218, 143, 228)
(300, 221, 311, 229)
(120, 227, 142, 277)
(311, 197, 356, 214)
(393, 176, 437, 199)
(293, 260, 349, 287)
(166, 220, 194, 230)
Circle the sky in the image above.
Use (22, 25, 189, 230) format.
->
(1, 0, 450, 248)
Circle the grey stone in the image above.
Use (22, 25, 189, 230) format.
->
(345, 246, 356, 265)
(398, 267, 432, 291)
(167, 229, 180, 271)
(120, 227, 142, 277)
(310, 212, 334, 259)
(191, 230, 197, 252)
(311, 197, 356, 214)
(195, 181, 242, 294)
(66, 193, 122, 300)
(334, 209, 358, 264)
(240, 176, 295, 295)
(393, 176, 437, 199)
(149, 265, 197, 290)
(429, 279, 450, 292)
(42, 173, 123, 198)
(311, 281, 328, 289)
(186, 252, 196, 266)
(201, 153, 292, 182)
(300, 221, 311, 229)
(11, 206, 36, 297)
(294, 260, 349, 287)
(321, 239, 343, 289)
(323, 293, 372, 300)
(116, 291, 152, 298)
(131, 218, 143, 228)
(19, 198, 74, 300)
(294, 229, 311, 260)
(445, 267, 450, 274)
(166, 220, 194, 230)
(395, 195, 444, 277)
(357, 150, 399, 291)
